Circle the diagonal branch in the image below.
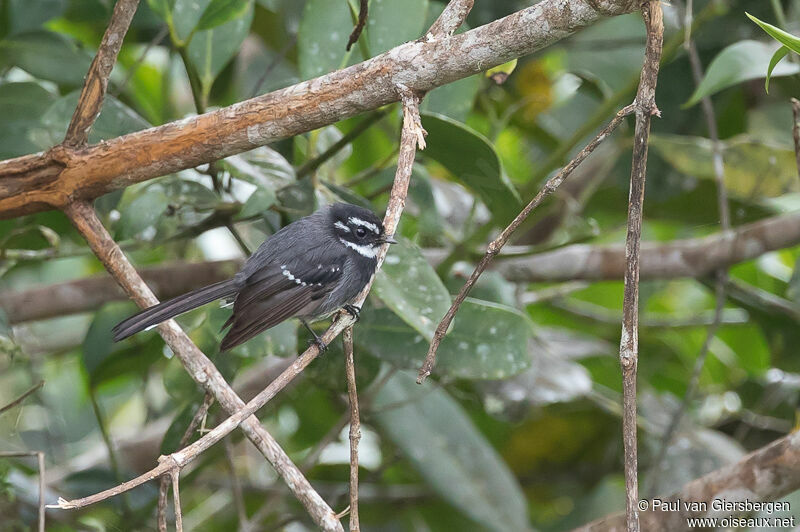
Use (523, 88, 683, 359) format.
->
(0, 0, 638, 220)
(60, 201, 343, 532)
(418, 103, 634, 383)
(617, 1, 663, 530)
(426, 0, 474, 39)
(63, 0, 140, 148)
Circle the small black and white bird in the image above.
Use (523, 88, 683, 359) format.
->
(112, 203, 395, 350)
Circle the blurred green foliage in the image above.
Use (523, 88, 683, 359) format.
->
(1, 0, 800, 530)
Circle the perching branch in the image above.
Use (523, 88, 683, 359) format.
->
(0, 0, 638, 220)
(63, 0, 140, 148)
(343, 327, 361, 532)
(617, 1, 663, 529)
(170, 470, 183, 532)
(60, 201, 343, 532)
(418, 103, 635, 383)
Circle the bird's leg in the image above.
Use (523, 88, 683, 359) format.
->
(300, 318, 328, 352)
(343, 304, 361, 322)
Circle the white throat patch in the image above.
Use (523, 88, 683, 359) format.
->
(339, 237, 379, 258)
(348, 217, 379, 234)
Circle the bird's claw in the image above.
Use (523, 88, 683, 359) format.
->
(308, 335, 328, 353)
(343, 304, 361, 322)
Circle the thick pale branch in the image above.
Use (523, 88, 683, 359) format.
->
(0, 0, 637, 219)
(344, 328, 361, 532)
(576, 431, 800, 532)
(61, 201, 343, 532)
(63, 0, 140, 147)
(426, 0, 474, 38)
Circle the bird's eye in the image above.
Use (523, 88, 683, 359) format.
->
(355, 227, 367, 238)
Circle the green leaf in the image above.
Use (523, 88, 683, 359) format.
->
(766, 46, 790, 93)
(82, 303, 137, 382)
(0, 31, 92, 85)
(373, 372, 530, 531)
(359, 299, 532, 380)
(3, 0, 67, 37)
(373, 238, 451, 340)
(160, 403, 199, 454)
(366, 0, 428, 56)
(146, 0, 176, 20)
(171, 0, 212, 41)
(297, 0, 352, 79)
(422, 75, 480, 122)
(115, 185, 170, 240)
(421, 112, 521, 224)
(747, 12, 800, 54)
(197, 0, 251, 31)
(0, 82, 55, 159)
(685, 40, 800, 107)
(240, 187, 277, 218)
(187, 2, 253, 95)
(650, 134, 800, 200)
(30, 91, 150, 149)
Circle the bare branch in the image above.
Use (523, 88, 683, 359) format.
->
(60, 201, 343, 532)
(0, 0, 638, 220)
(426, 0, 474, 39)
(344, 327, 361, 532)
(0, 380, 43, 416)
(617, 1, 663, 529)
(418, 103, 634, 383)
(171, 470, 183, 532)
(63, 0, 140, 148)
(576, 431, 800, 531)
(346, 0, 369, 51)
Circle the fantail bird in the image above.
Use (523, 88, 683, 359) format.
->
(112, 203, 395, 350)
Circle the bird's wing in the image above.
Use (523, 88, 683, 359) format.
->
(219, 258, 345, 350)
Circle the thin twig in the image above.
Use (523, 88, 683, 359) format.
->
(646, 8, 731, 496)
(0, 380, 43, 416)
(617, 1, 663, 530)
(61, 201, 342, 531)
(343, 328, 361, 532)
(171, 470, 183, 532)
(792, 98, 800, 179)
(110, 25, 169, 99)
(418, 103, 634, 383)
(346, 0, 369, 51)
(64, 0, 140, 147)
(0, 451, 46, 532)
(158, 392, 214, 531)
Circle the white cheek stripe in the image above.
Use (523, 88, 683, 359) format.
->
(334, 221, 350, 232)
(339, 238, 379, 258)
(348, 217, 379, 234)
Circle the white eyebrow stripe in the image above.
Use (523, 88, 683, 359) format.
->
(339, 238, 379, 258)
(334, 221, 350, 232)
(348, 217, 379, 234)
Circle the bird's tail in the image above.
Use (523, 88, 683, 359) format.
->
(112, 279, 239, 342)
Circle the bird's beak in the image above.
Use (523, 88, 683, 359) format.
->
(382, 236, 398, 245)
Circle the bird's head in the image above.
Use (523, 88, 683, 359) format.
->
(329, 203, 396, 259)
